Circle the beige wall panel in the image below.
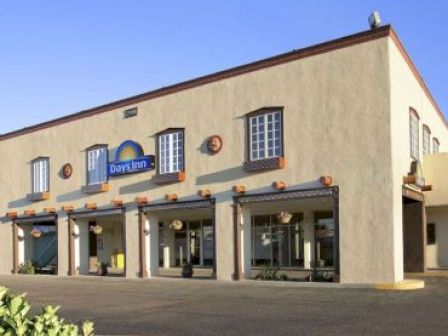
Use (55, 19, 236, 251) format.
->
(0, 37, 403, 283)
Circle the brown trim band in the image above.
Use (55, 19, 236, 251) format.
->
(0, 25, 398, 141)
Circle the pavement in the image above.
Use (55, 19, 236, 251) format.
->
(0, 274, 447, 335)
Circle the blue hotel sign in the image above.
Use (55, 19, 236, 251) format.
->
(108, 140, 155, 177)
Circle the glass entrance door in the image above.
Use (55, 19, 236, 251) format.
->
(252, 214, 304, 268)
(172, 219, 214, 267)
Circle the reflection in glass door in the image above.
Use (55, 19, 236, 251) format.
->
(172, 219, 214, 267)
(251, 214, 304, 268)
(189, 221, 201, 265)
(314, 212, 334, 268)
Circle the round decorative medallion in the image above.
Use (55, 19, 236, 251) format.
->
(206, 135, 223, 154)
(62, 163, 73, 179)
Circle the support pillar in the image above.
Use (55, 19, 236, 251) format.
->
(241, 207, 252, 279)
(57, 213, 69, 276)
(125, 206, 140, 278)
(303, 210, 315, 270)
(138, 209, 148, 277)
(232, 202, 242, 280)
(12, 223, 19, 274)
(68, 217, 76, 276)
(145, 214, 159, 277)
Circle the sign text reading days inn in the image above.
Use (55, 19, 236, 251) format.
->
(108, 140, 155, 177)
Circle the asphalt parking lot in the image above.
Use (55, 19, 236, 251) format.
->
(1, 275, 447, 335)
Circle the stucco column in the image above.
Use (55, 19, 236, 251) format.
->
(125, 206, 140, 278)
(57, 213, 69, 276)
(145, 214, 159, 277)
(241, 207, 252, 279)
(215, 197, 234, 281)
(68, 216, 76, 276)
(303, 210, 315, 269)
(12, 223, 19, 274)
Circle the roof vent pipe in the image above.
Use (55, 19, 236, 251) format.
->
(368, 11, 381, 29)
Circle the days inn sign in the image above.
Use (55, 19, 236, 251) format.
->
(108, 140, 155, 177)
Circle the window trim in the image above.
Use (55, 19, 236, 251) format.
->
(31, 156, 50, 194)
(422, 124, 431, 155)
(155, 128, 185, 176)
(85, 144, 109, 186)
(409, 107, 420, 160)
(432, 137, 440, 154)
(245, 107, 284, 162)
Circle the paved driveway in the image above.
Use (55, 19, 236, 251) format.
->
(0, 275, 447, 335)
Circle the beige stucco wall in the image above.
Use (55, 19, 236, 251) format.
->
(0, 34, 419, 284)
(389, 38, 448, 280)
(426, 207, 448, 268)
(423, 154, 448, 206)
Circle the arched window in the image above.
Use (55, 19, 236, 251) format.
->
(422, 125, 431, 155)
(433, 138, 440, 154)
(409, 108, 420, 159)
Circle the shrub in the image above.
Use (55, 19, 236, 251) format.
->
(254, 265, 288, 281)
(0, 286, 94, 335)
(18, 261, 36, 275)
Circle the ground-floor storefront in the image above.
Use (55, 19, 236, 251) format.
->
(12, 214, 58, 275)
(4, 184, 438, 284)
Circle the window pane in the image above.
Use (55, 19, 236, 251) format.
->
(249, 110, 282, 161)
(158, 131, 184, 174)
(87, 147, 107, 185)
(32, 159, 49, 193)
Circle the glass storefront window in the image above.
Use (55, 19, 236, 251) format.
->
(251, 214, 304, 268)
(314, 212, 334, 268)
(163, 219, 213, 267)
(202, 220, 214, 266)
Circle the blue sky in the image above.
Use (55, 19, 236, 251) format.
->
(0, 1, 446, 133)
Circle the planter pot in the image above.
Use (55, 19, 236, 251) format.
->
(181, 263, 193, 278)
(97, 264, 108, 276)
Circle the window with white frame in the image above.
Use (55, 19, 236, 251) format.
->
(158, 130, 184, 174)
(249, 109, 282, 161)
(433, 138, 440, 154)
(32, 157, 49, 193)
(423, 126, 431, 155)
(87, 146, 108, 185)
(409, 109, 419, 159)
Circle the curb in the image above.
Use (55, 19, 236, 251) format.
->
(375, 279, 425, 291)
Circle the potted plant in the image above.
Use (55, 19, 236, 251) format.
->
(97, 262, 108, 276)
(181, 262, 193, 278)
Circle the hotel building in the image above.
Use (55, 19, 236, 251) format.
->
(0, 25, 446, 284)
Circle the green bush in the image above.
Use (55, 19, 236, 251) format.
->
(0, 286, 94, 336)
(254, 266, 288, 281)
(18, 261, 36, 275)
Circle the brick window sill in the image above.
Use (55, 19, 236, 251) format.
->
(153, 171, 185, 185)
(81, 183, 110, 194)
(26, 191, 51, 202)
(243, 157, 286, 172)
